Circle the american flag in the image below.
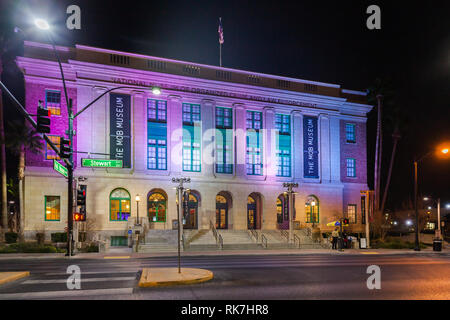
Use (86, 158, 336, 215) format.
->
(218, 17, 224, 44)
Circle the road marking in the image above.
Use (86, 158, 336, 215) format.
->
(23, 277, 136, 284)
(103, 256, 130, 259)
(45, 270, 138, 276)
(0, 288, 133, 300)
(360, 252, 380, 254)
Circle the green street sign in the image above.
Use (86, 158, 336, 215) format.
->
(53, 160, 68, 178)
(81, 158, 123, 168)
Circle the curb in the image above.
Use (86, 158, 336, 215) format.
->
(138, 268, 213, 287)
(0, 272, 30, 286)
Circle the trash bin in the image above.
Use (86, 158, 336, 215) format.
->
(433, 238, 443, 252)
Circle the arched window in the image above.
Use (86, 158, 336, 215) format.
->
(110, 188, 131, 221)
(148, 192, 167, 222)
(305, 195, 319, 223)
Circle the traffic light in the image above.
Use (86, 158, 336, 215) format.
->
(36, 107, 51, 133)
(343, 218, 349, 225)
(60, 137, 71, 158)
(73, 212, 82, 221)
(76, 185, 87, 221)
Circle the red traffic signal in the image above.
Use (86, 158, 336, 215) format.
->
(343, 218, 349, 225)
(60, 137, 71, 158)
(73, 213, 81, 221)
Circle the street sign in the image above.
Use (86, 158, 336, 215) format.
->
(81, 158, 123, 168)
(53, 160, 68, 178)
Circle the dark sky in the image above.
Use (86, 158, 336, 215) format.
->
(1, 0, 450, 210)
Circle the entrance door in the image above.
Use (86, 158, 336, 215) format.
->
(277, 195, 289, 230)
(247, 195, 257, 229)
(216, 195, 228, 229)
(183, 193, 198, 229)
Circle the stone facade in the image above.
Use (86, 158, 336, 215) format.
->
(17, 41, 372, 241)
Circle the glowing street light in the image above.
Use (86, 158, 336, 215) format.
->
(152, 86, 161, 95)
(442, 148, 449, 154)
(34, 18, 50, 30)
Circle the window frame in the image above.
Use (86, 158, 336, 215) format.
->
(45, 89, 62, 116)
(44, 195, 61, 221)
(215, 107, 233, 174)
(109, 188, 131, 222)
(45, 135, 61, 160)
(147, 100, 168, 171)
(246, 111, 263, 176)
(345, 123, 356, 143)
(346, 158, 356, 177)
(348, 204, 357, 224)
(275, 114, 291, 177)
(147, 192, 167, 223)
(182, 103, 202, 172)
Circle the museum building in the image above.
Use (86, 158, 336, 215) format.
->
(16, 41, 373, 245)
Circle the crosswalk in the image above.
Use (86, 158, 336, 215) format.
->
(0, 269, 140, 300)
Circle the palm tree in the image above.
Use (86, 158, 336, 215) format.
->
(0, 33, 7, 241)
(5, 120, 43, 240)
(367, 78, 395, 215)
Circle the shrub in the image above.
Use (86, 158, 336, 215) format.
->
(79, 243, 99, 253)
(5, 232, 18, 244)
(0, 242, 60, 254)
(51, 232, 67, 243)
(36, 233, 45, 245)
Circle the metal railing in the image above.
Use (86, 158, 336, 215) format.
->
(249, 229, 259, 242)
(293, 234, 301, 248)
(280, 230, 289, 242)
(210, 221, 223, 250)
(261, 234, 268, 249)
(181, 233, 186, 250)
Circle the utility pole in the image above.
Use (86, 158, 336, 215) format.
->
(283, 182, 298, 243)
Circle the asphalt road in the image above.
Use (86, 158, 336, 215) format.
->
(0, 252, 449, 300)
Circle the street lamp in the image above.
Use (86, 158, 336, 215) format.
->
(34, 18, 50, 30)
(135, 195, 141, 226)
(283, 182, 298, 244)
(172, 177, 191, 273)
(413, 145, 449, 251)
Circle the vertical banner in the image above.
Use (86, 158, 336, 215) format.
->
(110, 93, 131, 168)
(303, 116, 319, 178)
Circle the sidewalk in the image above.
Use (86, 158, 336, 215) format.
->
(0, 246, 448, 260)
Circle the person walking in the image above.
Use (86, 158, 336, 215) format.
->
(332, 228, 339, 250)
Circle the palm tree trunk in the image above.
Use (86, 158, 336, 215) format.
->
(374, 95, 383, 212)
(377, 104, 383, 211)
(18, 148, 25, 241)
(0, 55, 8, 241)
(380, 130, 400, 218)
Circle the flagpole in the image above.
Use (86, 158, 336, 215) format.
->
(220, 43, 222, 67)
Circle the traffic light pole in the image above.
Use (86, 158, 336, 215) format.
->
(66, 99, 75, 256)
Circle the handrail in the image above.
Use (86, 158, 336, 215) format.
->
(261, 234, 268, 249)
(181, 233, 186, 250)
(249, 229, 259, 242)
(210, 221, 223, 249)
(293, 234, 301, 248)
(280, 230, 289, 242)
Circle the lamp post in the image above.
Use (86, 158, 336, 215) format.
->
(135, 195, 141, 226)
(172, 177, 190, 273)
(33, 18, 161, 256)
(283, 182, 298, 243)
(413, 146, 449, 251)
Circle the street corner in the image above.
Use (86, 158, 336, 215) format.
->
(0, 272, 30, 286)
(138, 267, 213, 288)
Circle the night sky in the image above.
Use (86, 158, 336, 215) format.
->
(1, 0, 449, 210)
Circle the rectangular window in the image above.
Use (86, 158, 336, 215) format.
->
(345, 123, 356, 143)
(147, 99, 167, 170)
(45, 90, 61, 116)
(183, 103, 201, 172)
(215, 107, 233, 174)
(361, 196, 366, 224)
(246, 111, 263, 175)
(45, 196, 60, 221)
(45, 135, 61, 160)
(346, 158, 356, 177)
(348, 204, 357, 223)
(275, 114, 291, 177)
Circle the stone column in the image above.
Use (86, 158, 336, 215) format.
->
(329, 116, 341, 183)
(234, 103, 246, 178)
(92, 87, 108, 158)
(292, 110, 303, 181)
(201, 99, 215, 178)
(132, 91, 146, 172)
(320, 114, 331, 183)
(263, 107, 276, 180)
(168, 95, 183, 175)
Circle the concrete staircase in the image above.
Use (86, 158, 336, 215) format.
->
(260, 230, 293, 249)
(293, 229, 328, 249)
(184, 229, 219, 251)
(138, 230, 178, 253)
(220, 230, 262, 250)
